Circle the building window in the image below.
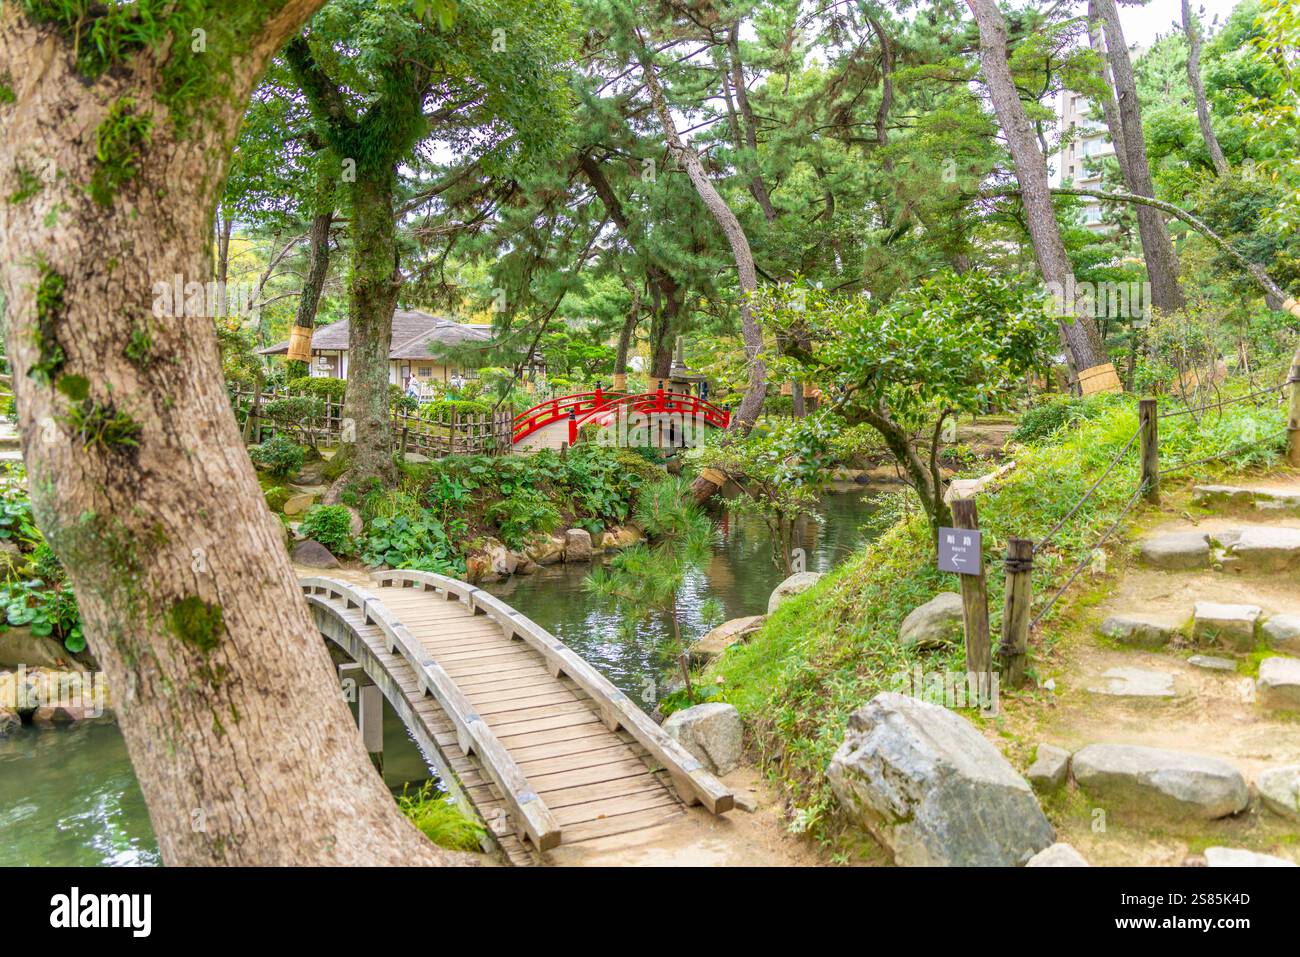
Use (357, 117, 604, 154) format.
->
(417, 367, 432, 378)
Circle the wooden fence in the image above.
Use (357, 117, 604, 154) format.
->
(229, 386, 514, 458)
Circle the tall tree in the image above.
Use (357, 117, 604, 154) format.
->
(1181, 0, 1229, 175)
(1092, 0, 1185, 312)
(966, 0, 1108, 375)
(0, 0, 463, 864)
(285, 0, 571, 484)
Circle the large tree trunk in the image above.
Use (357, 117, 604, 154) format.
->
(1094, 0, 1186, 312)
(287, 207, 334, 380)
(341, 172, 400, 481)
(966, 0, 1108, 374)
(1087, 5, 1131, 184)
(0, 3, 454, 866)
(640, 51, 767, 431)
(1182, 0, 1229, 175)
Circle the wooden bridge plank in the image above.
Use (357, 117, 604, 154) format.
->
(561, 805, 686, 845)
(552, 790, 682, 827)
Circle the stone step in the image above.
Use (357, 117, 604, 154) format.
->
(1086, 666, 1176, 698)
(1193, 484, 1300, 512)
(1097, 607, 1298, 656)
(1139, 525, 1300, 574)
(1071, 743, 1249, 820)
(1257, 657, 1300, 712)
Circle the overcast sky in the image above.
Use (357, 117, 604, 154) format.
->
(1115, 0, 1244, 47)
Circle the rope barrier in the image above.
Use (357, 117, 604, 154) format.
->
(1032, 427, 1141, 556)
(1158, 427, 1289, 477)
(1030, 480, 1147, 632)
(1157, 383, 1285, 420)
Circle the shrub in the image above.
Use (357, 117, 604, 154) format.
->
(1, 578, 83, 652)
(486, 489, 561, 549)
(418, 398, 493, 419)
(396, 782, 485, 852)
(360, 512, 464, 574)
(299, 505, 356, 557)
(249, 434, 304, 478)
(287, 376, 346, 401)
(264, 486, 293, 512)
(1010, 393, 1126, 444)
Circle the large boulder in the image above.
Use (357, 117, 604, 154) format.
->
(1204, 847, 1296, 867)
(600, 525, 643, 552)
(1257, 657, 1300, 711)
(1257, 765, 1300, 822)
(1138, 531, 1211, 570)
(0, 626, 78, 670)
(899, 593, 964, 650)
(1026, 843, 1089, 867)
(767, 572, 823, 614)
(689, 615, 765, 666)
(524, 534, 566, 566)
(662, 702, 744, 775)
(827, 692, 1054, 866)
(563, 528, 593, 563)
(1071, 744, 1248, 820)
(282, 492, 319, 518)
(290, 539, 340, 569)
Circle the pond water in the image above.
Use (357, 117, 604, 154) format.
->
(0, 486, 880, 865)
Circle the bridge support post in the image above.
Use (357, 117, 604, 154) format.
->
(359, 684, 384, 757)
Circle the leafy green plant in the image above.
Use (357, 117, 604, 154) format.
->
(486, 489, 561, 549)
(1, 578, 84, 652)
(298, 505, 356, 557)
(249, 434, 304, 478)
(360, 512, 465, 575)
(396, 781, 486, 852)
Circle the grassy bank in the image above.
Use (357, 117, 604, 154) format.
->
(709, 393, 1288, 842)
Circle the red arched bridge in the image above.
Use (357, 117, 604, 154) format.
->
(512, 386, 730, 451)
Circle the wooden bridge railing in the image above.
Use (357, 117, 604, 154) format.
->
(372, 569, 735, 814)
(300, 576, 561, 851)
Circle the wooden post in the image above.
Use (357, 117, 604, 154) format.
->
(999, 537, 1033, 689)
(1287, 344, 1300, 468)
(1139, 397, 1159, 503)
(950, 498, 992, 704)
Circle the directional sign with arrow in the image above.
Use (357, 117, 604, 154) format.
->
(938, 526, 982, 576)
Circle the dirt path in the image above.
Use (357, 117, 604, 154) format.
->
(995, 472, 1300, 865)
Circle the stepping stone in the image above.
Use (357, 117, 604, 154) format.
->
(1262, 614, 1300, 654)
(1087, 667, 1175, 698)
(1254, 490, 1300, 512)
(1026, 743, 1070, 792)
(1256, 765, 1300, 822)
(1071, 744, 1249, 820)
(1257, 657, 1300, 711)
(1188, 654, 1237, 672)
(1192, 602, 1261, 652)
(1098, 615, 1178, 648)
(1218, 526, 1300, 573)
(1026, 843, 1089, 867)
(1138, 531, 1211, 570)
(1192, 485, 1258, 507)
(1204, 847, 1296, 867)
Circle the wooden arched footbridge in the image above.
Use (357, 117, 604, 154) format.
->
(301, 570, 733, 865)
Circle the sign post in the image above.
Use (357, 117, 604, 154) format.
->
(943, 498, 993, 709)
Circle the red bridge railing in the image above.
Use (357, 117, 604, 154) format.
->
(512, 386, 731, 446)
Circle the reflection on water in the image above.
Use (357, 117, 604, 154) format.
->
(0, 487, 878, 865)
(0, 721, 158, 867)
(485, 488, 880, 708)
